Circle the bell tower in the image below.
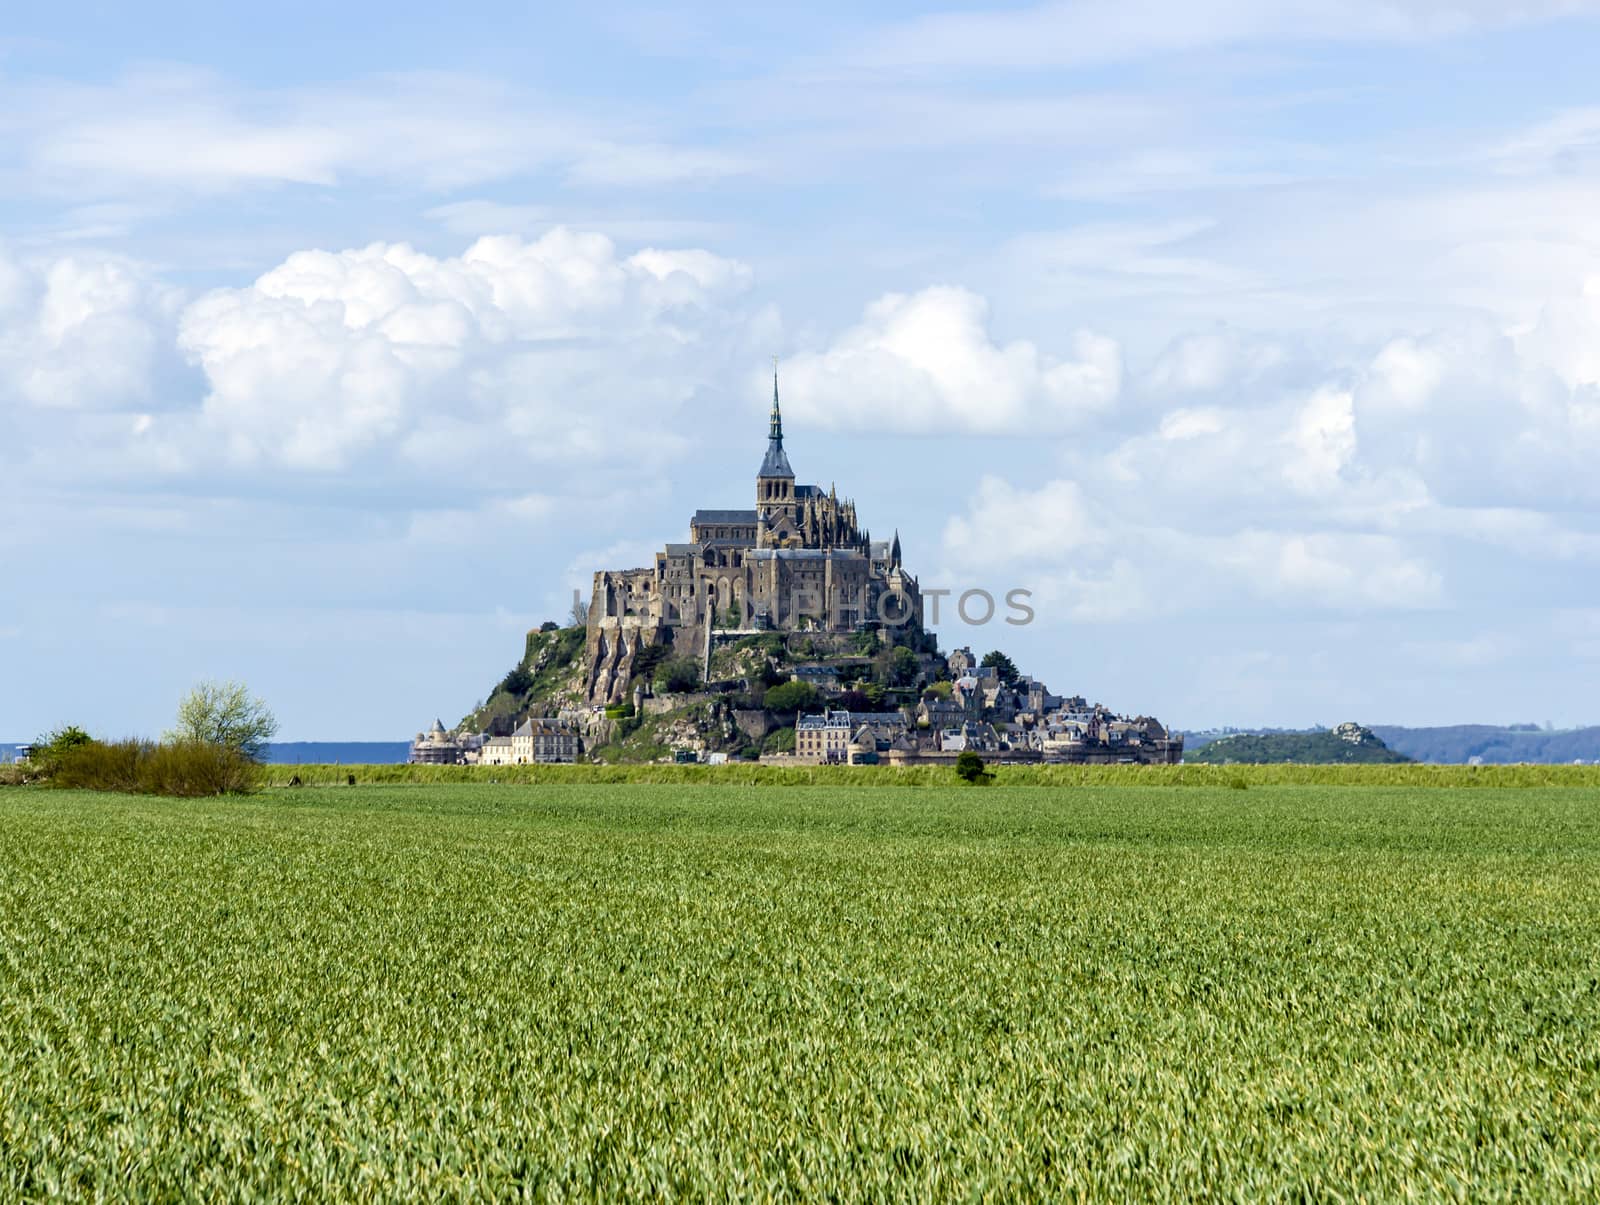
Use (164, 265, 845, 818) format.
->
(756, 361, 795, 519)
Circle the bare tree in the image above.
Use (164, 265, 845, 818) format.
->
(165, 680, 279, 762)
(569, 591, 590, 627)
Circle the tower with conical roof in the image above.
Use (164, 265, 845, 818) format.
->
(757, 362, 795, 517)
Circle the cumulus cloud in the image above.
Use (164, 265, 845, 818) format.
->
(940, 470, 1442, 621)
(0, 248, 181, 411)
(780, 286, 1120, 434)
(174, 229, 754, 471)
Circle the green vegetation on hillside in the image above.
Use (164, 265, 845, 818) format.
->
(5, 783, 1600, 1197)
(1187, 724, 1412, 765)
(468, 625, 587, 731)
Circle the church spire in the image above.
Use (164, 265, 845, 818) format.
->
(769, 359, 783, 443)
(758, 358, 794, 482)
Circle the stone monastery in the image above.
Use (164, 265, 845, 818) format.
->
(586, 372, 921, 703)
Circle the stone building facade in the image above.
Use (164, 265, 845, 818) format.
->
(586, 374, 921, 703)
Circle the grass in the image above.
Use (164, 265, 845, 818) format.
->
(256, 760, 1600, 788)
(3, 782, 1599, 1198)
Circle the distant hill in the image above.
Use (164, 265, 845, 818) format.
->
(1186, 723, 1411, 765)
(1371, 725, 1600, 765)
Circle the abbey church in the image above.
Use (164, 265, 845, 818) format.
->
(586, 374, 921, 703)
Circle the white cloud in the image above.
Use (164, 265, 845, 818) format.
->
(1282, 387, 1357, 497)
(1226, 531, 1442, 610)
(0, 248, 180, 411)
(5, 68, 747, 201)
(942, 476, 1102, 570)
(853, 0, 1600, 73)
(781, 286, 1120, 434)
(174, 229, 753, 471)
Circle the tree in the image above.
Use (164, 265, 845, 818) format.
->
(539, 620, 560, 633)
(631, 644, 669, 682)
(885, 646, 920, 688)
(166, 680, 278, 762)
(654, 656, 703, 694)
(569, 595, 590, 627)
(924, 680, 953, 700)
(763, 680, 818, 714)
(955, 750, 991, 784)
(836, 689, 873, 713)
(499, 664, 534, 697)
(980, 650, 1020, 686)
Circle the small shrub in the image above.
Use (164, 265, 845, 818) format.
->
(27, 725, 95, 778)
(955, 751, 992, 785)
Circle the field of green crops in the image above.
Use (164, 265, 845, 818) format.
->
(4, 783, 1600, 1199)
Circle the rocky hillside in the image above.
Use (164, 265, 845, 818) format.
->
(461, 625, 590, 734)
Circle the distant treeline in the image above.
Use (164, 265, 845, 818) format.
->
(1372, 725, 1600, 765)
(1185, 729, 1409, 765)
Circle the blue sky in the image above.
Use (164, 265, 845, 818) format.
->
(6, 1, 1600, 739)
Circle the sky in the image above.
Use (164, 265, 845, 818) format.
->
(5, 1, 1600, 739)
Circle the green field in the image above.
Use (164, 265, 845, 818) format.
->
(4, 783, 1600, 1199)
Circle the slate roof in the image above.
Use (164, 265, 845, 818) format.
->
(692, 509, 758, 525)
(759, 439, 794, 478)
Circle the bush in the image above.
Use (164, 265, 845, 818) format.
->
(27, 725, 95, 777)
(955, 751, 992, 784)
(52, 739, 260, 796)
(763, 680, 818, 714)
(763, 726, 796, 754)
(500, 664, 535, 696)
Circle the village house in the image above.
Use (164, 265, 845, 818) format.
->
(795, 710, 854, 763)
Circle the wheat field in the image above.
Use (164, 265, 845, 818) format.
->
(3, 782, 1598, 1199)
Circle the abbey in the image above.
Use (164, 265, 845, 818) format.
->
(586, 373, 921, 703)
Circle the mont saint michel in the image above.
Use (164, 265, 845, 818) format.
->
(586, 372, 921, 705)
(419, 372, 1182, 767)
